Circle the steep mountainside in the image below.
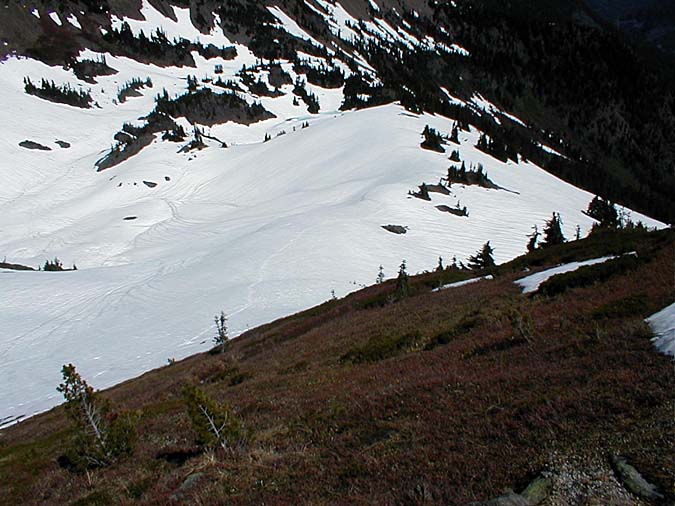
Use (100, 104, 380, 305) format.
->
(0, 0, 671, 424)
(0, 228, 673, 505)
(586, 0, 675, 54)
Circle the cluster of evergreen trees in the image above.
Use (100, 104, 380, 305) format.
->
(586, 195, 619, 229)
(341, 71, 388, 110)
(526, 213, 566, 252)
(420, 125, 445, 153)
(116, 77, 153, 103)
(102, 22, 193, 66)
(292, 78, 320, 114)
(293, 58, 345, 89)
(70, 55, 117, 83)
(153, 87, 274, 126)
(101, 22, 235, 67)
(476, 132, 519, 163)
(24, 77, 92, 108)
(445, 162, 497, 189)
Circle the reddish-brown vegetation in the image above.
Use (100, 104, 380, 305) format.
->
(0, 229, 673, 505)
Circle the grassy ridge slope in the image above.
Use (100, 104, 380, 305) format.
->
(0, 228, 673, 505)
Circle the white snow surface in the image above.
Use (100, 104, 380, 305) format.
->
(431, 274, 493, 292)
(48, 12, 62, 26)
(515, 255, 619, 293)
(67, 14, 82, 30)
(0, 14, 666, 424)
(646, 303, 675, 358)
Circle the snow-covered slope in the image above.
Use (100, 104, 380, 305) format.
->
(0, 2, 666, 425)
(647, 303, 675, 358)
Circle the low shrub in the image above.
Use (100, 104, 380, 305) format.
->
(538, 255, 642, 296)
(340, 331, 422, 364)
(592, 294, 650, 320)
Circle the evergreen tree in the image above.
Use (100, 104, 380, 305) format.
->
(586, 196, 618, 228)
(57, 364, 136, 468)
(394, 260, 409, 299)
(541, 212, 566, 248)
(449, 123, 460, 144)
(376, 265, 385, 284)
(467, 242, 496, 270)
(421, 125, 445, 153)
(182, 384, 245, 451)
(213, 311, 230, 354)
(526, 225, 540, 252)
(436, 256, 444, 272)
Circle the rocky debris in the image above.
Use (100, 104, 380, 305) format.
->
(468, 492, 530, 506)
(170, 472, 205, 501)
(543, 453, 645, 506)
(55, 140, 70, 148)
(521, 476, 552, 505)
(143, 181, 157, 188)
(123, 216, 137, 221)
(610, 455, 665, 502)
(382, 225, 407, 234)
(19, 140, 51, 150)
(467, 475, 552, 506)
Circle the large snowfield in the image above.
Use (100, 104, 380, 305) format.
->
(0, 2, 667, 425)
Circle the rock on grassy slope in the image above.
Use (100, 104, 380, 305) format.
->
(0, 228, 672, 505)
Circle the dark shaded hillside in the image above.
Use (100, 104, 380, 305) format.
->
(0, 228, 673, 505)
(423, 1, 675, 224)
(586, 0, 675, 54)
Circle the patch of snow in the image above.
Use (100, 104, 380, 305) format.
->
(515, 255, 619, 293)
(48, 12, 62, 26)
(66, 14, 81, 30)
(30, 8, 40, 19)
(440, 87, 467, 107)
(432, 274, 494, 292)
(537, 142, 565, 158)
(646, 303, 675, 358)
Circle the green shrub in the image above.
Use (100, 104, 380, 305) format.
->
(340, 331, 422, 364)
(57, 364, 137, 470)
(538, 255, 642, 296)
(464, 336, 528, 359)
(592, 294, 650, 320)
(182, 384, 247, 451)
(425, 311, 482, 350)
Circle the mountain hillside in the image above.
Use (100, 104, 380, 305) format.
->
(0, 0, 672, 426)
(0, 227, 673, 505)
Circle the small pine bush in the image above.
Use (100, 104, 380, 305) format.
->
(181, 384, 246, 451)
(57, 364, 137, 469)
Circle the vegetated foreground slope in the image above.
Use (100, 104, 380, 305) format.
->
(0, 0, 670, 424)
(0, 228, 673, 505)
